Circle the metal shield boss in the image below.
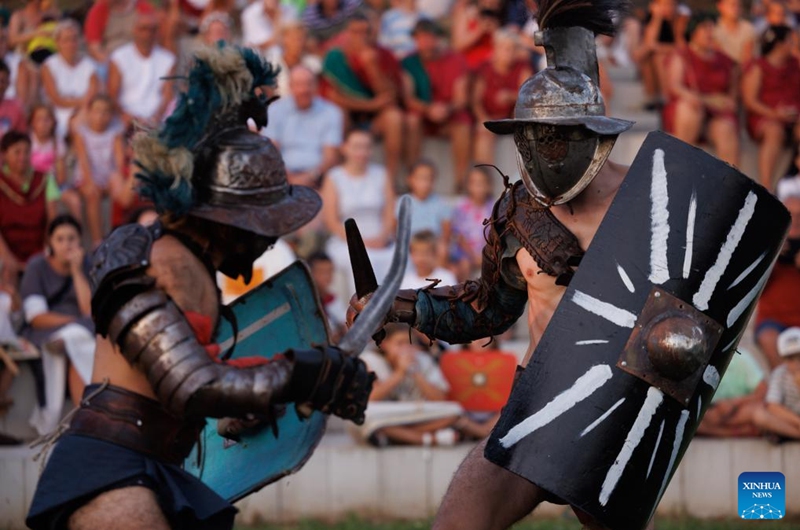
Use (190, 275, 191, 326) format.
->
(485, 132, 790, 530)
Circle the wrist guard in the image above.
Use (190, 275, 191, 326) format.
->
(286, 347, 374, 424)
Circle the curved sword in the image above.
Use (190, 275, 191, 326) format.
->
(338, 195, 412, 356)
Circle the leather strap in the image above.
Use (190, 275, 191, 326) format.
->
(67, 384, 205, 466)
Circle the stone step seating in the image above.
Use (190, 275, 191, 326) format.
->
(1, 435, 797, 529)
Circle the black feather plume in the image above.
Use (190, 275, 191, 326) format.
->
(537, 0, 629, 36)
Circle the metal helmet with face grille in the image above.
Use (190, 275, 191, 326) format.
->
(485, 0, 634, 206)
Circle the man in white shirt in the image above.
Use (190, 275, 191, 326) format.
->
(263, 65, 343, 187)
(108, 12, 176, 127)
(241, 0, 298, 52)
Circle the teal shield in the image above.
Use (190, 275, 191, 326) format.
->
(184, 261, 330, 502)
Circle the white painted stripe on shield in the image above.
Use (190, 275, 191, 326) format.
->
(727, 267, 771, 327)
(655, 410, 690, 507)
(572, 291, 637, 328)
(728, 251, 767, 290)
(703, 365, 720, 390)
(683, 191, 697, 279)
(649, 149, 671, 284)
(576, 340, 610, 346)
(599, 387, 664, 506)
(617, 263, 635, 293)
(500, 365, 613, 449)
(647, 420, 666, 479)
(693, 192, 758, 311)
(580, 397, 626, 437)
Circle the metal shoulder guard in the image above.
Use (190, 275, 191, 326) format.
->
(107, 289, 294, 418)
(90, 222, 161, 336)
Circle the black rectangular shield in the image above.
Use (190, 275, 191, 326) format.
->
(485, 132, 790, 530)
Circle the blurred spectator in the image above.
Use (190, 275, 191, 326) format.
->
(73, 95, 125, 245)
(714, 0, 755, 65)
(663, 14, 739, 166)
(198, 11, 232, 46)
(449, 165, 493, 281)
(302, 0, 363, 47)
(754, 0, 797, 34)
(416, 0, 454, 20)
(263, 65, 343, 188)
(776, 145, 800, 198)
(753, 327, 800, 441)
(41, 19, 101, 142)
(321, 129, 396, 293)
(696, 349, 766, 437)
(108, 11, 176, 127)
(401, 230, 457, 289)
(308, 251, 347, 341)
(379, 0, 422, 59)
(0, 27, 22, 101)
(634, 0, 687, 110)
(109, 126, 151, 229)
(84, 0, 157, 65)
(266, 19, 322, 96)
(29, 104, 78, 220)
(20, 214, 94, 436)
(321, 14, 404, 179)
(402, 19, 471, 190)
(0, 132, 58, 285)
(241, 0, 297, 52)
(0, 60, 26, 136)
(7, 0, 59, 53)
(755, 195, 800, 368)
(356, 323, 461, 447)
(742, 26, 800, 189)
(451, 0, 503, 71)
(472, 29, 531, 165)
(401, 160, 451, 242)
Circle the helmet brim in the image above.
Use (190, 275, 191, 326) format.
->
(484, 116, 635, 136)
(189, 184, 322, 238)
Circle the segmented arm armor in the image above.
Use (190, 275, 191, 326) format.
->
(91, 224, 371, 421)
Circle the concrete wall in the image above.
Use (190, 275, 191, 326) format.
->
(2, 437, 797, 529)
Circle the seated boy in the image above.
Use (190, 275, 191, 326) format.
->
(753, 327, 800, 441)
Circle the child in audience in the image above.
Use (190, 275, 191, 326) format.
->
(753, 327, 800, 441)
(308, 252, 347, 342)
(358, 323, 462, 447)
(109, 126, 150, 229)
(29, 104, 80, 219)
(450, 165, 494, 281)
(401, 229, 457, 289)
(73, 95, 124, 245)
(401, 160, 452, 256)
(379, 0, 421, 58)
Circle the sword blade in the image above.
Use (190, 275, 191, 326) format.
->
(345, 219, 378, 299)
(339, 195, 412, 355)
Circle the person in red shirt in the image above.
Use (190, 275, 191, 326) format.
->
(321, 14, 405, 180)
(755, 194, 800, 368)
(0, 131, 56, 286)
(663, 13, 739, 166)
(472, 29, 532, 165)
(402, 19, 472, 191)
(742, 25, 800, 189)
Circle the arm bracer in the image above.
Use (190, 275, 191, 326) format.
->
(108, 289, 293, 418)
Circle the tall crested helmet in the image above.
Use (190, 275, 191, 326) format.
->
(134, 45, 321, 237)
(485, 0, 634, 206)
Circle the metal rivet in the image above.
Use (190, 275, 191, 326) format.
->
(654, 292, 661, 298)
(136, 419, 143, 427)
(141, 260, 148, 266)
(621, 361, 627, 367)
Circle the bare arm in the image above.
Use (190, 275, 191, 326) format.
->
(766, 402, 800, 428)
(72, 267, 92, 317)
(411, 371, 447, 401)
(380, 173, 397, 242)
(742, 65, 779, 119)
(87, 42, 108, 64)
(470, 76, 489, 122)
(41, 64, 83, 108)
(369, 369, 405, 401)
(72, 131, 94, 187)
(31, 313, 77, 329)
(320, 173, 347, 239)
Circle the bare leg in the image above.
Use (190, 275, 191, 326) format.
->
(67, 364, 83, 407)
(379, 416, 459, 445)
(433, 439, 547, 530)
(456, 413, 500, 439)
(671, 99, 703, 144)
(80, 183, 104, 246)
(757, 121, 786, 190)
(373, 106, 404, 182)
(60, 190, 84, 223)
(473, 125, 496, 166)
(69, 486, 170, 530)
(752, 405, 800, 439)
(404, 112, 423, 170)
(708, 117, 740, 167)
(756, 328, 782, 369)
(449, 122, 472, 192)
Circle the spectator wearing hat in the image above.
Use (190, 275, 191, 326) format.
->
(742, 25, 800, 189)
(662, 13, 739, 167)
(402, 18, 471, 191)
(752, 327, 800, 441)
(321, 14, 405, 180)
(755, 194, 800, 368)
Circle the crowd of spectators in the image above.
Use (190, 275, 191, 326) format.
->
(0, 0, 799, 447)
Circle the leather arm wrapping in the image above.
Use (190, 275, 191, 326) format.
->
(108, 289, 294, 418)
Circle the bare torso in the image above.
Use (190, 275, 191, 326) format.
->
(90, 235, 220, 399)
(519, 161, 628, 365)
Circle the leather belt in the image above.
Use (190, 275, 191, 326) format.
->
(68, 384, 205, 466)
